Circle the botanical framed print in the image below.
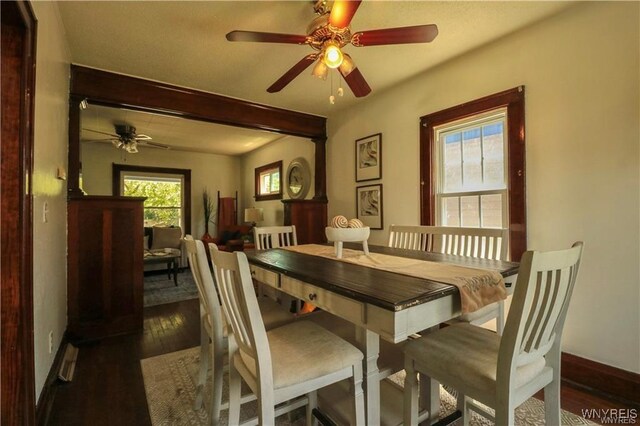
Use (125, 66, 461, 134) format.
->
(355, 133, 382, 182)
(356, 184, 383, 230)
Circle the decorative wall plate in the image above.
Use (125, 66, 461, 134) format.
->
(286, 157, 311, 199)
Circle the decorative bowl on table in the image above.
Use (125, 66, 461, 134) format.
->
(325, 226, 370, 258)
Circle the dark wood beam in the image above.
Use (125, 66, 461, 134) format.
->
(70, 65, 326, 139)
(312, 137, 327, 201)
(68, 65, 328, 200)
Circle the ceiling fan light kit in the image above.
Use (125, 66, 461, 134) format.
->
(225, 0, 438, 98)
(84, 124, 169, 153)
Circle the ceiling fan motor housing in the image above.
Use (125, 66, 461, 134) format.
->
(115, 124, 137, 142)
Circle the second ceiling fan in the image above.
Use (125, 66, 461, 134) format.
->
(226, 0, 438, 98)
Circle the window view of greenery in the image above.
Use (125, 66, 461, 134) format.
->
(438, 115, 507, 229)
(259, 169, 280, 195)
(123, 176, 182, 227)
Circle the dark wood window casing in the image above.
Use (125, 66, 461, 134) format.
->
(420, 86, 526, 261)
(112, 163, 192, 234)
(254, 160, 283, 201)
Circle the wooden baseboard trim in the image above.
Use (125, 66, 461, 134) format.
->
(35, 331, 68, 425)
(562, 352, 640, 406)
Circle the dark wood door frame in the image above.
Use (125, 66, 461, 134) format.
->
(1, 1, 37, 424)
(68, 65, 329, 201)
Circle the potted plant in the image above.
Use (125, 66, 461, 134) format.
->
(202, 189, 216, 242)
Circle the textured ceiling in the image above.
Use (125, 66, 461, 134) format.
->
(61, 1, 575, 154)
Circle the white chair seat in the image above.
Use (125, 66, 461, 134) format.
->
(405, 324, 546, 404)
(239, 320, 363, 389)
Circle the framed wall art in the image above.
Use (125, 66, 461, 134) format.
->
(355, 133, 382, 182)
(356, 183, 383, 230)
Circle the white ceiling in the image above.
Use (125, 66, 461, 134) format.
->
(62, 1, 575, 154)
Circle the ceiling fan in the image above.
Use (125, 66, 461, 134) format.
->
(83, 124, 170, 153)
(226, 0, 438, 98)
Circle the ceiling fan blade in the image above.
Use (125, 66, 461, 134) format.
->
(145, 141, 170, 149)
(339, 65, 371, 98)
(351, 24, 438, 47)
(134, 134, 152, 141)
(329, 0, 362, 29)
(83, 128, 119, 138)
(267, 54, 319, 93)
(226, 31, 307, 45)
(83, 138, 115, 142)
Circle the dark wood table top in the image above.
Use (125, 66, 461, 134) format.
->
(245, 243, 519, 312)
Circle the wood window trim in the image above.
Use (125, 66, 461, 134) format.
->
(420, 86, 526, 261)
(112, 163, 192, 234)
(255, 160, 283, 202)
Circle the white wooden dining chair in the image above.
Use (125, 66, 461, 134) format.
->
(253, 225, 301, 310)
(403, 242, 584, 426)
(210, 245, 366, 426)
(253, 225, 297, 249)
(183, 236, 295, 425)
(388, 225, 510, 334)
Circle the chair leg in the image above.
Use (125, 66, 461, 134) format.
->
(419, 372, 440, 422)
(194, 323, 209, 410)
(306, 390, 318, 426)
(257, 390, 275, 426)
(545, 351, 562, 426)
(352, 362, 365, 426)
(403, 358, 419, 426)
(457, 393, 469, 426)
(494, 399, 515, 426)
(228, 362, 242, 426)
(496, 300, 505, 336)
(209, 341, 224, 425)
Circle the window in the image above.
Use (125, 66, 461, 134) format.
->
(123, 174, 183, 228)
(112, 164, 191, 233)
(255, 161, 282, 201)
(435, 110, 507, 229)
(420, 87, 526, 260)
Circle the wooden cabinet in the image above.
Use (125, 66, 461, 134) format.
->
(67, 196, 145, 340)
(282, 199, 327, 244)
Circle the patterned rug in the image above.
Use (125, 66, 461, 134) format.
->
(141, 346, 595, 426)
(144, 271, 199, 307)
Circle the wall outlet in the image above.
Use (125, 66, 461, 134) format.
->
(48, 330, 53, 354)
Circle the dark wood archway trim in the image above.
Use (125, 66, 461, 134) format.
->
(112, 164, 192, 234)
(68, 65, 328, 199)
(420, 86, 526, 261)
(1, 1, 37, 423)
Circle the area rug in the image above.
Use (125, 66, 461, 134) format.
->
(144, 271, 199, 307)
(141, 346, 595, 426)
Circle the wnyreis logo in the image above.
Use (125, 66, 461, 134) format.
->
(582, 408, 638, 424)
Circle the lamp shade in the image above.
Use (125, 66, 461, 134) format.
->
(244, 207, 264, 223)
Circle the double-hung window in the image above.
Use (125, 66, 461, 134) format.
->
(435, 109, 508, 229)
(122, 174, 183, 228)
(113, 164, 191, 233)
(420, 87, 526, 260)
(254, 160, 282, 201)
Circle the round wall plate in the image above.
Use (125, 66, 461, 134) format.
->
(286, 157, 311, 199)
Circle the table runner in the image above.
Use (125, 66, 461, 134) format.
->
(283, 244, 506, 314)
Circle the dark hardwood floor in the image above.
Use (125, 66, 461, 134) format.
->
(46, 298, 632, 425)
(47, 299, 200, 425)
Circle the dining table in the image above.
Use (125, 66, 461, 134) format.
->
(245, 243, 519, 425)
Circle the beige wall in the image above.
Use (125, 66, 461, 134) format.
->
(81, 143, 241, 238)
(240, 135, 316, 225)
(31, 2, 71, 399)
(327, 2, 639, 373)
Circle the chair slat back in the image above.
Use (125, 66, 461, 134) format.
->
(254, 225, 298, 250)
(500, 242, 583, 370)
(184, 236, 224, 338)
(210, 245, 272, 379)
(388, 225, 508, 260)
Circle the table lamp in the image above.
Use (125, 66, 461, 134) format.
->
(244, 207, 264, 227)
